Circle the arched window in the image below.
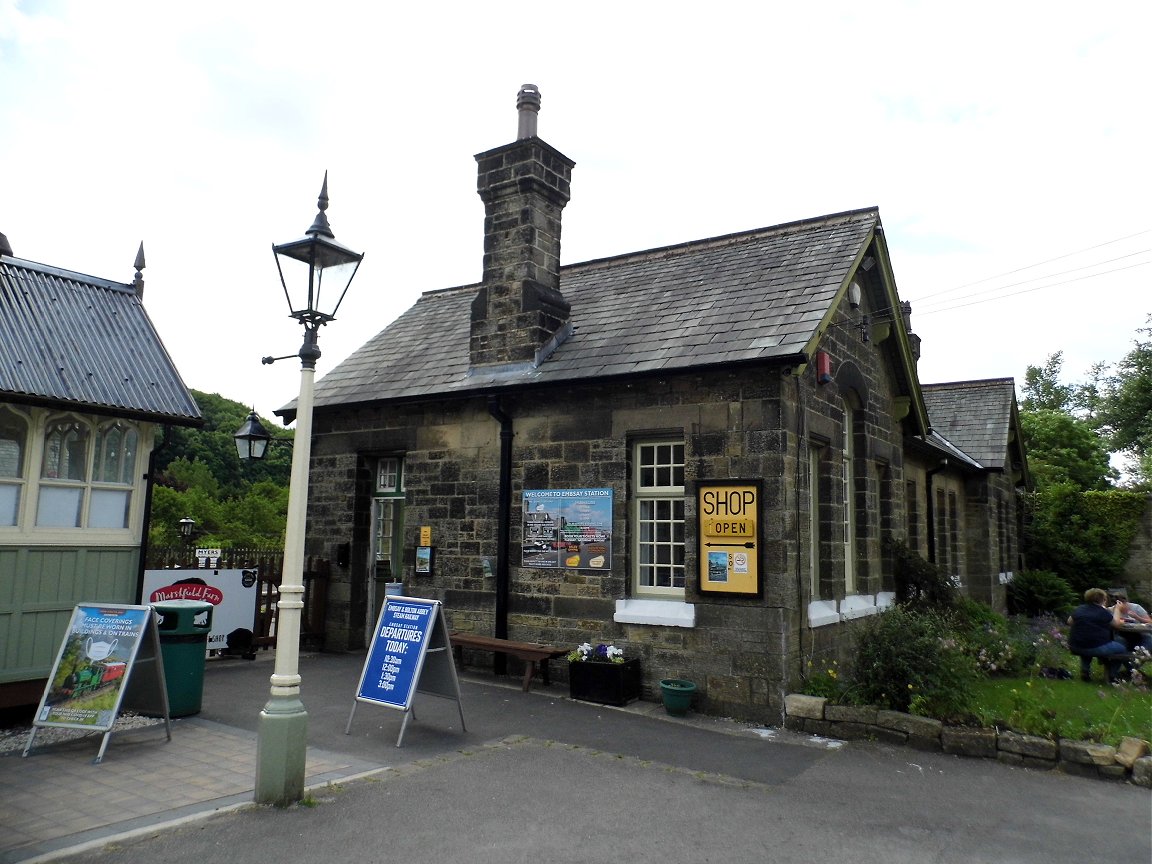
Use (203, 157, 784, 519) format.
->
(90, 421, 139, 528)
(0, 406, 29, 526)
(94, 421, 138, 485)
(38, 416, 90, 527)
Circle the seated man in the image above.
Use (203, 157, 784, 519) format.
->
(1067, 588, 1129, 683)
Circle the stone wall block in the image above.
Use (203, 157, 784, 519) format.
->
(801, 718, 837, 738)
(906, 734, 943, 752)
(1114, 736, 1150, 768)
(875, 710, 943, 738)
(1058, 740, 1117, 766)
(941, 726, 998, 758)
(1059, 761, 1102, 779)
(828, 721, 869, 741)
(1097, 765, 1130, 781)
(1131, 756, 1152, 788)
(998, 731, 1058, 760)
(824, 705, 877, 724)
(866, 726, 908, 746)
(783, 715, 805, 732)
(784, 693, 826, 720)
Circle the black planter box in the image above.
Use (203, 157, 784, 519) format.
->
(568, 658, 642, 706)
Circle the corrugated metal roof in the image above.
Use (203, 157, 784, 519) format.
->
(0, 255, 201, 425)
(309, 208, 879, 411)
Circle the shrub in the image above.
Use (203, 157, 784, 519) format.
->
(849, 605, 980, 720)
(948, 598, 1032, 676)
(799, 659, 847, 702)
(1005, 569, 1077, 617)
(885, 537, 957, 611)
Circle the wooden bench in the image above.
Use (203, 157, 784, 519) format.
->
(449, 632, 568, 692)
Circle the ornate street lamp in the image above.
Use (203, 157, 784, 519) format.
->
(255, 173, 363, 806)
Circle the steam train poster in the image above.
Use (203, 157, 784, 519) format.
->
(35, 604, 152, 730)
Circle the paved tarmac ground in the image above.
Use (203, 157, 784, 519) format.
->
(2, 650, 1149, 864)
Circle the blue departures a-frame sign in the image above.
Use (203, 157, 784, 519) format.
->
(347, 596, 465, 746)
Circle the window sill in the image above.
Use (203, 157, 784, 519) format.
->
(614, 599, 696, 628)
(807, 600, 840, 628)
(840, 594, 878, 620)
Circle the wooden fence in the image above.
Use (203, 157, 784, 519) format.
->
(143, 547, 329, 652)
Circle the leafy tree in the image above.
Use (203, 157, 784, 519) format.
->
(147, 390, 292, 548)
(1019, 409, 1116, 491)
(1021, 352, 1077, 413)
(156, 390, 292, 498)
(1090, 317, 1152, 486)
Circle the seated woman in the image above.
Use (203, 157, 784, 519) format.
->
(1067, 588, 1129, 683)
(1111, 589, 1152, 653)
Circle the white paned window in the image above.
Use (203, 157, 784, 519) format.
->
(843, 402, 857, 596)
(632, 441, 685, 597)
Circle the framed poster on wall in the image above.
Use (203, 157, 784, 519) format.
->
(697, 480, 762, 596)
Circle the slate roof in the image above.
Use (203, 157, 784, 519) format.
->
(310, 208, 880, 411)
(0, 255, 201, 425)
(921, 379, 1019, 470)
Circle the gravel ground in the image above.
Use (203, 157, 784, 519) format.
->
(0, 711, 164, 756)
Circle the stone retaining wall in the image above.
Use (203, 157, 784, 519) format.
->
(784, 694, 1151, 787)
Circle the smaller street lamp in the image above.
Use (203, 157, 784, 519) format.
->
(234, 411, 273, 462)
(178, 516, 197, 539)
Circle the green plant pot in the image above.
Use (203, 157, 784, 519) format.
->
(659, 678, 696, 716)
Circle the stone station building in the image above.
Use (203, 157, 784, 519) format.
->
(282, 87, 1029, 723)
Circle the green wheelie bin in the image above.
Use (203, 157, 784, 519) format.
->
(152, 599, 213, 717)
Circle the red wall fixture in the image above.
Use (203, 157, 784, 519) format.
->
(816, 350, 833, 384)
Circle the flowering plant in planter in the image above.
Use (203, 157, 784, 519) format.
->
(567, 642, 626, 664)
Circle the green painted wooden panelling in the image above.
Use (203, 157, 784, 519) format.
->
(0, 546, 138, 684)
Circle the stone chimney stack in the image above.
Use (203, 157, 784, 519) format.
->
(470, 85, 574, 368)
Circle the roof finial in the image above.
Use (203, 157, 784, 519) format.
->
(516, 84, 541, 139)
(132, 242, 146, 299)
(306, 171, 334, 239)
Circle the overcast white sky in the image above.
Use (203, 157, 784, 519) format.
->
(2, 0, 1149, 425)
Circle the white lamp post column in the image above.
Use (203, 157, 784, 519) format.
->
(252, 175, 362, 807)
(254, 329, 317, 805)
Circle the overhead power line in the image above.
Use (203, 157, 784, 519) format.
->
(914, 259, 1151, 318)
(913, 228, 1151, 303)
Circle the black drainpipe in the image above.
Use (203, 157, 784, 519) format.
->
(487, 396, 513, 676)
(924, 458, 948, 564)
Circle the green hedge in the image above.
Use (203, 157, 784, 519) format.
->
(1021, 487, 1148, 594)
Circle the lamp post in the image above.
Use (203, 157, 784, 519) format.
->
(254, 173, 363, 806)
(178, 517, 196, 565)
